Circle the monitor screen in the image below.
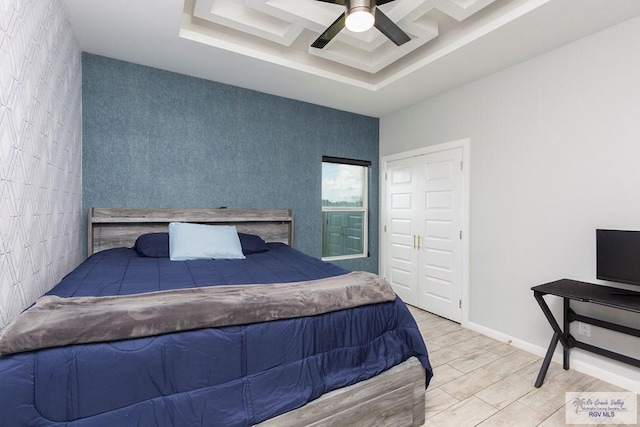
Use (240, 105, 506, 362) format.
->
(596, 229, 640, 287)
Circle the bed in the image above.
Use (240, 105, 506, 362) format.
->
(0, 208, 432, 427)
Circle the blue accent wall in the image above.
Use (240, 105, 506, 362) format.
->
(82, 54, 379, 272)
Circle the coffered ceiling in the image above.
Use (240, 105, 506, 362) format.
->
(184, 0, 498, 75)
(60, 0, 640, 117)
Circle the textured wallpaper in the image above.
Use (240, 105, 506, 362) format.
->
(0, 0, 82, 330)
(82, 54, 379, 273)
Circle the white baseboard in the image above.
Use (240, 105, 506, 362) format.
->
(465, 321, 640, 393)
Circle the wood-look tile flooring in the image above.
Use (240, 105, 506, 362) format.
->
(409, 305, 639, 427)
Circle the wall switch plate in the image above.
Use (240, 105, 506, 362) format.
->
(578, 322, 591, 337)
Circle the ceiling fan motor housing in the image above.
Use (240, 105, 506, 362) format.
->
(346, 0, 376, 13)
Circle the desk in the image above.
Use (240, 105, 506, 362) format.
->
(531, 279, 640, 388)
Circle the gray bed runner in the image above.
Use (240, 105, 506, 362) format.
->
(0, 271, 395, 355)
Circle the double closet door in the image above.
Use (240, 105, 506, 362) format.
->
(384, 148, 463, 322)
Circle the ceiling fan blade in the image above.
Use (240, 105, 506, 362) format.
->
(375, 0, 396, 5)
(315, 0, 346, 4)
(311, 13, 346, 49)
(374, 8, 410, 46)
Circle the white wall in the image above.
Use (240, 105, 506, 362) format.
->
(381, 16, 640, 390)
(0, 0, 82, 330)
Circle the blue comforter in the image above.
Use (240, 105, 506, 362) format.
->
(0, 243, 432, 426)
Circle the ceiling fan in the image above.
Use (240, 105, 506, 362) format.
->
(311, 0, 411, 49)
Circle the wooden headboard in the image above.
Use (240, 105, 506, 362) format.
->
(88, 207, 294, 255)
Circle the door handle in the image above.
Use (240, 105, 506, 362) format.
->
(413, 234, 417, 250)
(417, 235, 422, 250)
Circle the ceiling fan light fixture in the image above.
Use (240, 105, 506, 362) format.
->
(345, 7, 374, 33)
(311, 0, 410, 49)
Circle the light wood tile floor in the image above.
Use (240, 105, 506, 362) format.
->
(409, 305, 639, 427)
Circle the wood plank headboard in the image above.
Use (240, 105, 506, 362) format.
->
(88, 207, 294, 255)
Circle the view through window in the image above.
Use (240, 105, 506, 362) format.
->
(321, 157, 370, 260)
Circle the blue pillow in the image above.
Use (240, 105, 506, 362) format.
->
(134, 233, 170, 257)
(238, 233, 270, 254)
(169, 223, 246, 261)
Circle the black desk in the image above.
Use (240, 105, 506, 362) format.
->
(531, 279, 640, 388)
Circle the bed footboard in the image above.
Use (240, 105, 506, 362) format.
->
(256, 357, 426, 427)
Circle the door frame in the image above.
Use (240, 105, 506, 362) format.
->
(380, 138, 470, 326)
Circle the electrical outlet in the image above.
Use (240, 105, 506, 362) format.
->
(578, 322, 591, 337)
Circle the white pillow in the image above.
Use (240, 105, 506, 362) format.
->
(169, 222, 246, 261)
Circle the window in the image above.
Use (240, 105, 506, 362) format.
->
(321, 156, 370, 260)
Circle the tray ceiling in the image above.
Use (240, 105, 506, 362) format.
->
(183, 0, 498, 74)
(61, 0, 640, 116)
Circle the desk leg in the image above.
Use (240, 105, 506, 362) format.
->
(563, 298, 570, 370)
(533, 292, 570, 348)
(535, 332, 560, 388)
(533, 291, 571, 388)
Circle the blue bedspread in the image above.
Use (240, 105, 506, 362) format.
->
(0, 243, 432, 426)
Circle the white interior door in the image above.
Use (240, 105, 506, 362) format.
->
(417, 148, 463, 322)
(384, 147, 464, 322)
(385, 157, 421, 306)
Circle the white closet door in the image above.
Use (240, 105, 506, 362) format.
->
(385, 156, 422, 306)
(384, 147, 463, 322)
(417, 148, 463, 322)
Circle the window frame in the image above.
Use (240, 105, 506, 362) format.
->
(321, 156, 370, 261)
